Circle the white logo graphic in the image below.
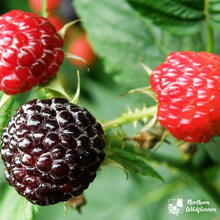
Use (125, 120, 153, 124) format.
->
(167, 198, 183, 216)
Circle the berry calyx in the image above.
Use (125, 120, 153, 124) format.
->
(0, 9, 64, 95)
(1, 98, 105, 206)
(150, 51, 220, 143)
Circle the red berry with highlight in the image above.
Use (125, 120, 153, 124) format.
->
(150, 51, 220, 143)
(0, 9, 64, 95)
(1, 98, 105, 206)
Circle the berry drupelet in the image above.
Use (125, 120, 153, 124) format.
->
(1, 98, 105, 206)
(150, 51, 220, 143)
(0, 9, 64, 95)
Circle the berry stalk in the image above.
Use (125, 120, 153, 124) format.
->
(102, 104, 158, 130)
(206, 22, 214, 53)
(41, 0, 47, 18)
(204, 0, 214, 53)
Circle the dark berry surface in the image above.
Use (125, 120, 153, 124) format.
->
(1, 98, 105, 206)
(0, 10, 64, 95)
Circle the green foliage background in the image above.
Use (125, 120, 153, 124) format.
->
(0, 0, 220, 220)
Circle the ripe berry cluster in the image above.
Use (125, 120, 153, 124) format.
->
(0, 9, 64, 95)
(1, 98, 105, 206)
(150, 51, 220, 143)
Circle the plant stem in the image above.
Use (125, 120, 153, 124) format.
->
(102, 105, 158, 130)
(204, 0, 214, 53)
(41, 0, 47, 18)
(206, 22, 214, 53)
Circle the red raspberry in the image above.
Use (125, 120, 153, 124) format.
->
(150, 51, 220, 143)
(0, 10, 64, 95)
(1, 98, 105, 206)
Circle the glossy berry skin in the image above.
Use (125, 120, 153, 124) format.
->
(150, 51, 220, 143)
(1, 98, 105, 206)
(0, 10, 64, 95)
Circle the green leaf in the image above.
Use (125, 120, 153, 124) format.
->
(38, 75, 71, 101)
(106, 147, 164, 181)
(102, 158, 129, 180)
(125, 0, 205, 36)
(74, 0, 205, 90)
(203, 137, 220, 164)
(74, 0, 165, 89)
(0, 186, 39, 220)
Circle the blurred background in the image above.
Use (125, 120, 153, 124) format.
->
(0, 1, 219, 220)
